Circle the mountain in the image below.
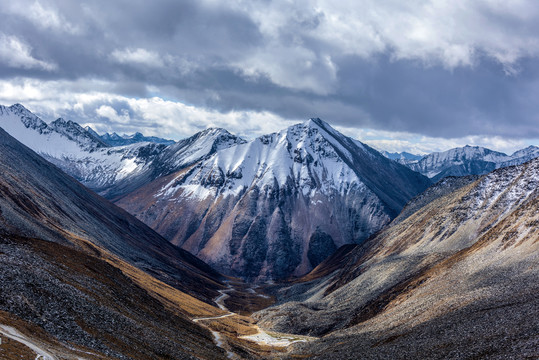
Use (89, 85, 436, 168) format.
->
(0, 104, 244, 199)
(0, 126, 233, 359)
(381, 150, 422, 165)
(95, 129, 176, 146)
(0, 103, 161, 193)
(405, 144, 539, 181)
(116, 118, 431, 280)
(255, 158, 539, 359)
(102, 127, 247, 199)
(51, 118, 109, 149)
(0, 104, 107, 155)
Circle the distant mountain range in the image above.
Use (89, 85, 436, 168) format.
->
(381, 150, 423, 162)
(383, 145, 539, 181)
(85, 126, 176, 146)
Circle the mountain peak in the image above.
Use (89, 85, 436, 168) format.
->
(307, 117, 324, 126)
(302, 117, 332, 131)
(8, 103, 32, 114)
(198, 127, 232, 137)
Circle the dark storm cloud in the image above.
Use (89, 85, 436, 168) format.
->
(1, 0, 539, 143)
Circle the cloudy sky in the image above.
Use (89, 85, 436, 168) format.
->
(1, 0, 539, 154)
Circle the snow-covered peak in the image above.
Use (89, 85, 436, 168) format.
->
(102, 132, 123, 141)
(305, 117, 328, 128)
(510, 145, 539, 158)
(406, 144, 539, 180)
(85, 126, 100, 138)
(433, 145, 507, 163)
(0, 103, 49, 134)
(49, 117, 108, 150)
(165, 118, 378, 200)
(160, 127, 246, 172)
(197, 127, 231, 137)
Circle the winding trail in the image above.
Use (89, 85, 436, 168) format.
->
(0, 325, 58, 360)
(192, 286, 237, 359)
(192, 283, 315, 358)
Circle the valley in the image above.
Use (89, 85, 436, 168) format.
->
(0, 105, 537, 359)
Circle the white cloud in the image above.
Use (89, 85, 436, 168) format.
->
(7, 1, 80, 34)
(111, 48, 165, 68)
(0, 78, 296, 139)
(95, 105, 131, 124)
(226, 0, 539, 93)
(0, 34, 57, 71)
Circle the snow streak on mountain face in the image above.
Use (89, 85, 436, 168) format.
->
(117, 118, 431, 280)
(400, 145, 539, 181)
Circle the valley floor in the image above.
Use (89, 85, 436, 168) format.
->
(191, 281, 317, 359)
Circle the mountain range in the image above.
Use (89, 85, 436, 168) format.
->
(0, 103, 536, 359)
(385, 145, 539, 181)
(117, 118, 430, 279)
(86, 127, 175, 146)
(0, 104, 430, 279)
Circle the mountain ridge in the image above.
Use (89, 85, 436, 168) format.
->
(0, 126, 238, 358)
(396, 144, 539, 181)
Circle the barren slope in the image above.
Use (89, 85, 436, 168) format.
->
(0, 127, 244, 358)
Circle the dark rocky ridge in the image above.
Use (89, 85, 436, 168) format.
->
(0, 126, 247, 358)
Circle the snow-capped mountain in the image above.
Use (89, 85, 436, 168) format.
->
(0, 104, 244, 199)
(105, 127, 246, 199)
(381, 151, 422, 165)
(0, 104, 106, 156)
(117, 118, 431, 280)
(51, 118, 109, 149)
(0, 104, 164, 193)
(94, 129, 175, 146)
(402, 145, 539, 181)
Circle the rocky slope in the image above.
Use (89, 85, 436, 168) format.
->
(405, 144, 539, 181)
(0, 126, 226, 301)
(117, 118, 431, 280)
(255, 158, 539, 359)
